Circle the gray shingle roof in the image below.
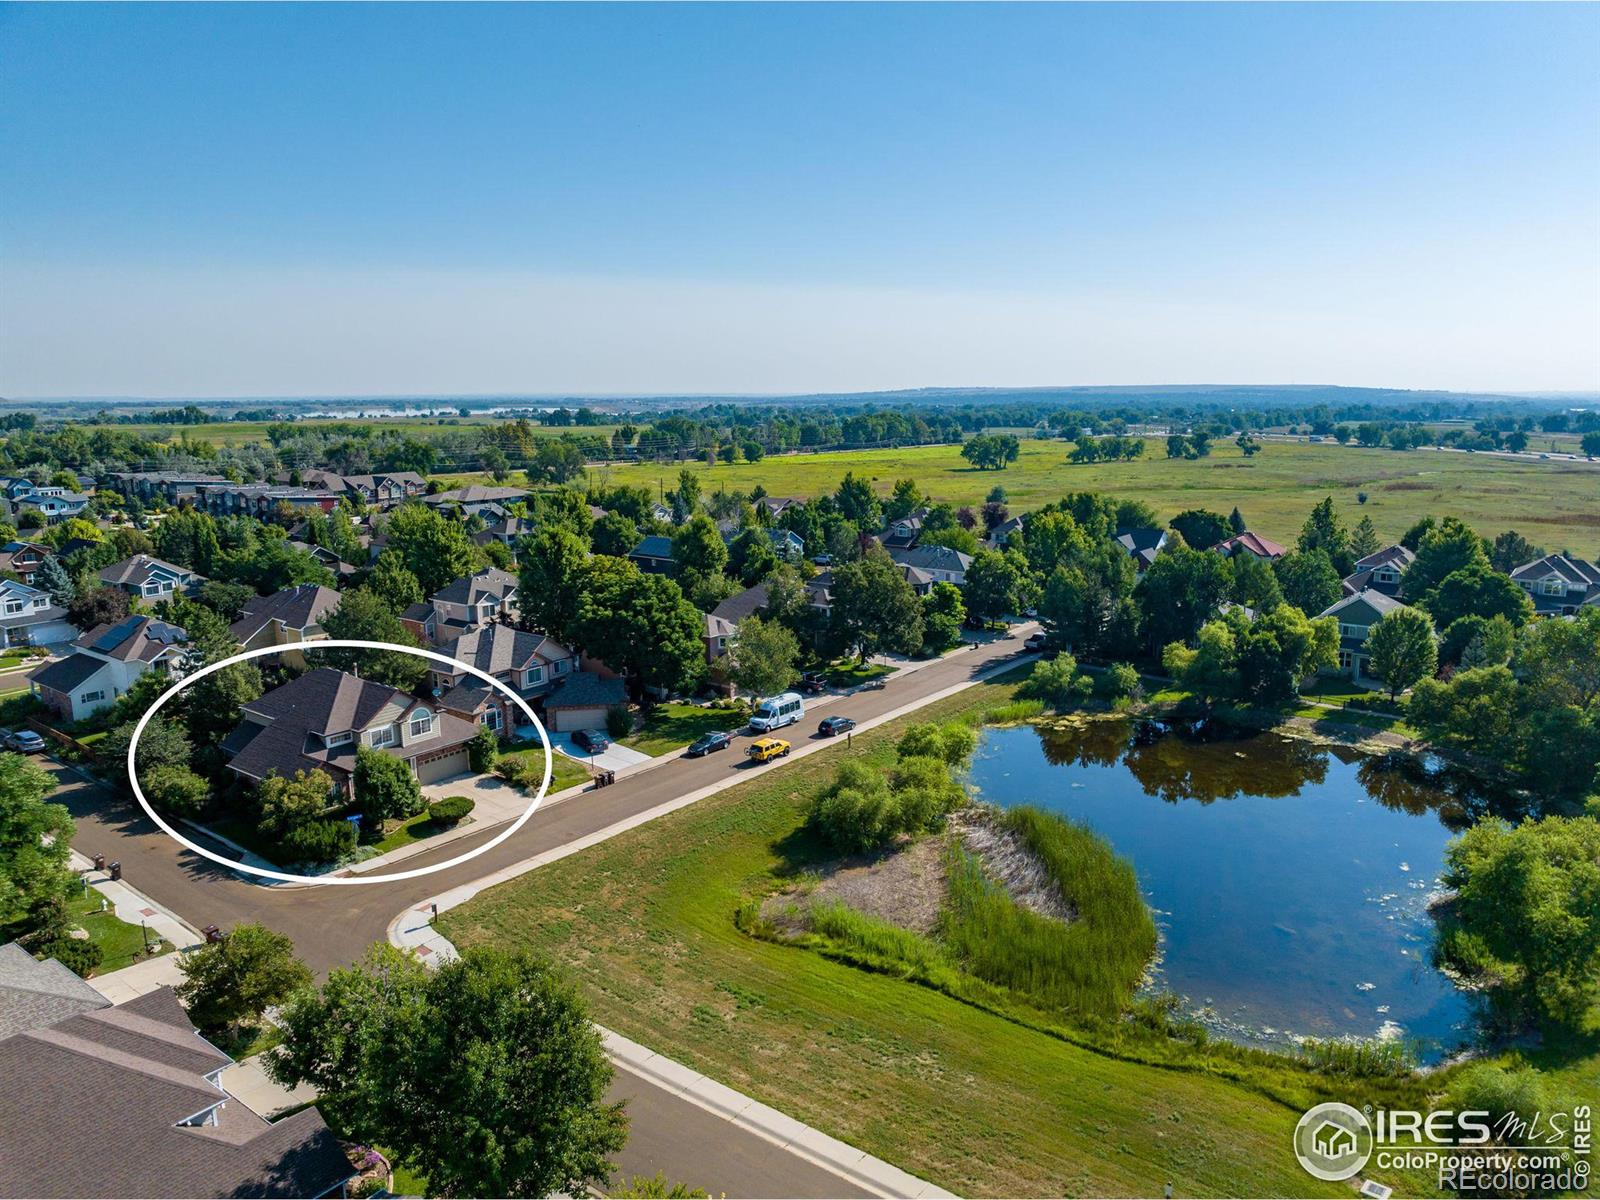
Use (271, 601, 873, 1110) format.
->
(430, 568, 517, 607)
(438, 624, 568, 676)
(0, 942, 110, 1040)
(544, 672, 627, 710)
(0, 986, 353, 1199)
(74, 616, 188, 662)
(97, 554, 196, 588)
(28, 652, 109, 694)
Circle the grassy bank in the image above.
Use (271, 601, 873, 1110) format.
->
(592, 439, 1600, 548)
(441, 677, 1429, 1198)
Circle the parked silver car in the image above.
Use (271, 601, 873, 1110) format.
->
(3, 728, 46, 754)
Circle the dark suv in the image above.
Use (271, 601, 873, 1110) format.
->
(817, 715, 856, 737)
(573, 729, 611, 754)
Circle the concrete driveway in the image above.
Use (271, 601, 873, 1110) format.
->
(421, 771, 538, 824)
(550, 732, 652, 773)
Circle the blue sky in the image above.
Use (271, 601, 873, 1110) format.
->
(2, 3, 1596, 397)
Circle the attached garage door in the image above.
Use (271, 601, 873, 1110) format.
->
(414, 747, 470, 785)
(549, 705, 607, 733)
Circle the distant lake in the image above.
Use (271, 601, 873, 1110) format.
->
(966, 719, 1515, 1059)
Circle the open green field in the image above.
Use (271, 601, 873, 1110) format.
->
(443, 678, 1396, 1198)
(592, 440, 1600, 550)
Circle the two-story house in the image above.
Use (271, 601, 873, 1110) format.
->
(98, 555, 205, 600)
(0, 540, 54, 584)
(880, 510, 927, 550)
(12, 486, 92, 522)
(1342, 545, 1415, 599)
(888, 544, 971, 587)
(431, 625, 578, 735)
(341, 472, 428, 506)
(0, 579, 76, 648)
(222, 667, 480, 793)
(1317, 589, 1405, 682)
(229, 585, 342, 665)
(1210, 532, 1288, 561)
(1508, 553, 1600, 616)
(29, 616, 188, 722)
(429, 568, 518, 639)
(626, 536, 676, 576)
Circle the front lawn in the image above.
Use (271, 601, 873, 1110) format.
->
(64, 889, 172, 974)
(441, 675, 1401, 1198)
(622, 703, 748, 757)
(820, 659, 894, 688)
(370, 810, 457, 854)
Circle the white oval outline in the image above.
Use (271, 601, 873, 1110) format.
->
(126, 638, 552, 886)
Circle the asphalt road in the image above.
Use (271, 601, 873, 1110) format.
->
(56, 634, 1028, 1196)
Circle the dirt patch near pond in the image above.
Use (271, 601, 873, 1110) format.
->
(952, 806, 1074, 924)
(763, 835, 950, 936)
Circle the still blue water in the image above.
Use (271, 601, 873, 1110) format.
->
(967, 719, 1498, 1057)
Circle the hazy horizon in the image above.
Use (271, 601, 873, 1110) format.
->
(3, 5, 1596, 397)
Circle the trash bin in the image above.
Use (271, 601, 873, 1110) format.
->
(203, 925, 223, 944)
(92, 853, 107, 872)
(108, 861, 122, 881)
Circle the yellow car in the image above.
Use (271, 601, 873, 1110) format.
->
(747, 737, 791, 763)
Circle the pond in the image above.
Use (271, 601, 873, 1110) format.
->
(966, 718, 1518, 1059)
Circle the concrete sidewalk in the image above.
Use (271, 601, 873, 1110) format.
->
(71, 848, 202, 951)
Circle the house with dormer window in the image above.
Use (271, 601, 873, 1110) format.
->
(1317, 589, 1405, 682)
(98, 554, 205, 600)
(222, 667, 480, 792)
(29, 616, 188, 721)
(1508, 553, 1600, 616)
(0, 540, 54, 584)
(431, 624, 577, 734)
(1342, 544, 1415, 599)
(0, 578, 75, 648)
(428, 567, 518, 638)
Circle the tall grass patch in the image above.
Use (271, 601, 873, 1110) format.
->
(939, 806, 1156, 1018)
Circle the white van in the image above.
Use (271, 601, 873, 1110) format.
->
(749, 691, 804, 733)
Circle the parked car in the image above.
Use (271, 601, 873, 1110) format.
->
(1023, 632, 1049, 652)
(747, 737, 791, 763)
(812, 553, 834, 566)
(573, 728, 611, 754)
(817, 715, 855, 737)
(800, 671, 827, 695)
(685, 730, 731, 758)
(3, 728, 44, 754)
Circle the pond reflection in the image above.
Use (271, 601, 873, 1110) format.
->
(970, 718, 1509, 1059)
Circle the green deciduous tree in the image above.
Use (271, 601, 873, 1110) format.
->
(0, 754, 74, 946)
(321, 588, 428, 691)
(1134, 544, 1232, 652)
(368, 549, 424, 612)
(1402, 516, 1489, 602)
(176, 922, 312, 1036)
(355, 745, 424, 824)
(728, 616, 799, 699)
(1168, 509, 1231, 551)
(384, 503, 482, 596)
(920, 582, 966, 654)
(269, 944, 628, 1199)
(518, 526, 589, 643)
(1422, 563, 1535, 630)
(1363, 606, 1438, 699)
(1272, 548, 1343, 617)
(590, 511, 640, 559)
(963, 548, 1034, 622)
(1440, 814, 1600, 1028)
(671, 514, 728, 579)
(257, 768, 337, 838)
(830, 547, 923, 661)
(569, 557, 705, 701)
